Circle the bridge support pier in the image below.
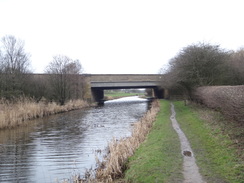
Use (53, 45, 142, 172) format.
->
(153, 87, 170, 99)
(91, 88, 104, 103)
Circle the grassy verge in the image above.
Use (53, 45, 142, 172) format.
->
(173, 101, 244, 183)
(92, 100, 160, 182)
(124, 100, 183, 183)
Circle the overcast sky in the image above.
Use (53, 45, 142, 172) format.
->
(0, 0, 244, 74)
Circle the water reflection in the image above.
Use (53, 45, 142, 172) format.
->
(0, 96, 149, 183)
(0, 125, 36, 183)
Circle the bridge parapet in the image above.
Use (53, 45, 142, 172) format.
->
(90, 74, 163, 82)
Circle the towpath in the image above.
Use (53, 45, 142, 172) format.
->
(170, 103, 205, 183)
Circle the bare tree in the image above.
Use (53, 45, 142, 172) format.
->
(228, 48, 244, 84)
(45, 55, 83, 105)
(160, 43, 230, 99)
(0, 49, 3, 70)
(0, 50, 3, 97)
(0, 35, 31, 98)
(1, 35, 30, 73)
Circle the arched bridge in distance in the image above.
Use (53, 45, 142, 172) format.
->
(88, 74, 167, 103)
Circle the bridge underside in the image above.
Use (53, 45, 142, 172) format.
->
(91, 81, 164, 103)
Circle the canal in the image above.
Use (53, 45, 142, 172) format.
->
(0, 96, 150, 183)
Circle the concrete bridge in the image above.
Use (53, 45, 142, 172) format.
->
(87, 74, 167, 102)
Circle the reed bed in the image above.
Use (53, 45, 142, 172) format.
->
(86, 100, 160, 183)
(0, 98, 89, 129)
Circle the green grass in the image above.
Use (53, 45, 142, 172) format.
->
(104, 91, 145, 98)
(173, 101, 244, 183)
(124, 100, 183, 183)
(120, 100, 243, 183)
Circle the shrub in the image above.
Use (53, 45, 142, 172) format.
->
(193, 85, 244, 123)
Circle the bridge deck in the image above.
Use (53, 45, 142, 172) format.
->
(90, 81, 160, 89)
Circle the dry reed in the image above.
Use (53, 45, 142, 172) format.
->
(86, 100, 160, 183)
(0, 97, 89, 129)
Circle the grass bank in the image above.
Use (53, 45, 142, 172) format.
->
(173, 101, 243, 183)
(104, 91, 145, 100)
(124, 100, 183, 182)
(0, 98, 89, 129)
(85, 100, 160, 182)
(122, 100, 243, 183)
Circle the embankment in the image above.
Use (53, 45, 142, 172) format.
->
(0, 98, 90, 129)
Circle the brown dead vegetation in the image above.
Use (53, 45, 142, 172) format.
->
(193, 85, 244, 123)
(81, 100, 160, 183)
(0, 97, 89, 129)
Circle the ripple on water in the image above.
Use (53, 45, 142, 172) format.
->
(0, 96, 149, 183)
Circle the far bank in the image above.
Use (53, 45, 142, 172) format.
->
(0, 98, 90, 129)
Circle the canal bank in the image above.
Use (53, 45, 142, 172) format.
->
(117, 100, 243, 183)
(0, 98, 91, 129)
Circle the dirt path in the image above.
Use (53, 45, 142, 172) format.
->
(170, 103, 205, 183)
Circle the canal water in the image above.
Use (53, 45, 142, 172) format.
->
(0, 96, 149, 183)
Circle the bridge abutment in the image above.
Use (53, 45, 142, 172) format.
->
(91, 88, 104, 103)
(153, 87, 170, 99)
